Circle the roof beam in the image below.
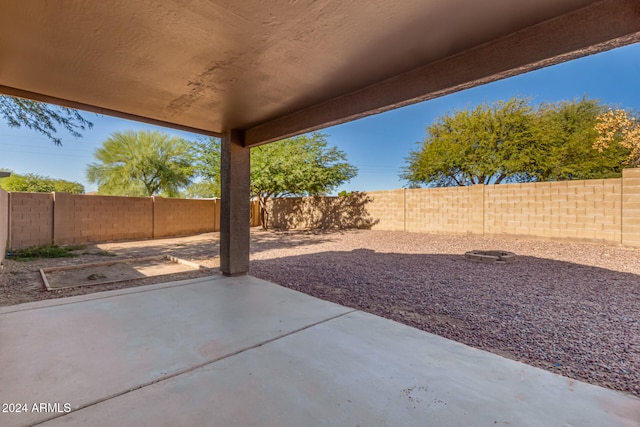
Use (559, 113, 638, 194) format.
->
(244, 0, 640, 147)
(0, 85, 222, 138)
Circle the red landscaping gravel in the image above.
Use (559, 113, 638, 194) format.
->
(249, 230, 640, 397)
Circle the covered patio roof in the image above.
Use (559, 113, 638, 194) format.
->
(1, 0, 640, 146)
(2, 1, 640, 273)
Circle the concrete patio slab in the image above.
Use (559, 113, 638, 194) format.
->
(1, 276, 638, 426)
(0, 276, 353, 426)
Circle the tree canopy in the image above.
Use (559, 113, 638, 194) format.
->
(594, 109, 640, 167)
(86, 130, 194, 197)
(184, 137, 221, 198)
(250, 133, 357, 228)
(189, 132, 357, 227)
(533, 99, 628, 180)
(402, 98, 536, 186)
(0, 95, 93, 146)
(0, 172, 84, 194)
(402, 97, 631, 187)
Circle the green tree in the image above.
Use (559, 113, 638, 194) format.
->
(402, 97, 630, 187)
(0, 95, 93, 146)
(183, 181, 220, 199)
(0, 173, 84, 193)
(251, 133, 357, 228)
(533, 99, 629, 180)
(52, 180, 85, 194)
(185, 137, 221, 198)
(402, 98, 537, 187)
(187, 132, 358, 227)
(86, 130, 194, 197)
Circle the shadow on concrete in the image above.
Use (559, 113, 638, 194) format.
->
(250, 249, 640, 398)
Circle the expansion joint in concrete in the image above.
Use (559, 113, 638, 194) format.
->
(30, 308, 358, 426)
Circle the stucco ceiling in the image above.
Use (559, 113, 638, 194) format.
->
(1, 0, 639, 146)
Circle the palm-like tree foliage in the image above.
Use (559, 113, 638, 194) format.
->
(86, 130, 194, 196)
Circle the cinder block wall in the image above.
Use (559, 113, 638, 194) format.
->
(268, 194, 377, 229)
(0, 187, 8, 264)
(263, 169, 638, 247)
(8, 192, 53, 249)
(366, 189, 406, 231)
(484, 179, 622, 244)
(405, 185, 484, 235)
(53, 193, 153, 245)
(622, 168, 640, 248)
(153, 197, 218, 238)
(5, 170, 639, 249)
(269, 198, 309, 228)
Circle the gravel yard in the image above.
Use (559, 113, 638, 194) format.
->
(2, 229, 639, 397)
(251, 230, 640, 398)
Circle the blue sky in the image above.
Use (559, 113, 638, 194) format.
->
(1, 43, 639, 194)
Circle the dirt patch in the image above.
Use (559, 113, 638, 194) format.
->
(0, 233, 222, 306)
(41, 256, 206, 290)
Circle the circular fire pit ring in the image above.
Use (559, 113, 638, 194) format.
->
(464, 250, 516, 263)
